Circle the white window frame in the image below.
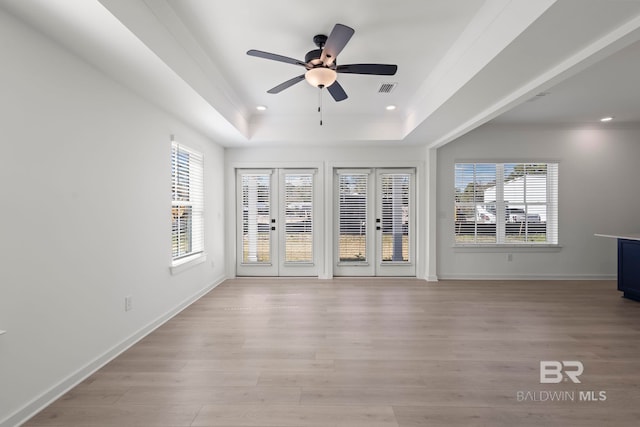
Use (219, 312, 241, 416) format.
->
(171, 140, 204, 269)
(454, 162, 559, 247)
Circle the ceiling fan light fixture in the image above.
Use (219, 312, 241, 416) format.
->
(305, 67, 337, 88)
(247, 23, 396, 103)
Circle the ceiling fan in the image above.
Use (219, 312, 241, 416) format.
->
(247, 23, 398, 102)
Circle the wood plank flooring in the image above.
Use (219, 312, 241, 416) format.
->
(23, 278, 640, 426)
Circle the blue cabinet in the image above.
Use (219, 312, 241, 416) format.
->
(618, 239, 640, 301)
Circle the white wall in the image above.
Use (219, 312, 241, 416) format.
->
(225, 144, 428, 165)
(225, 145, 429, 279)
(437, 123, 640, 279)
(0, 9, 226, 426)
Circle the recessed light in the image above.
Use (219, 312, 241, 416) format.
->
(600, 116, 613, 122)
(256, 105, 267, 111)
(385, 105, 397, 111)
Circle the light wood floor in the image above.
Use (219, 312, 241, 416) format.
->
(24, 278, 640, 426)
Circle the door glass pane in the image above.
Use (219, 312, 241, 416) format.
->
(338, 173, 368, 262)
(380, 173, 410, 262)
(241, 173, 271, 263)
(284, 173, 313, 263)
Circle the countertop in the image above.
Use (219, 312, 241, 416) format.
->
(595, 233, 640, 241)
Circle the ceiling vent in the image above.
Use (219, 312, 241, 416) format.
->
(378, 82, 397, 93)
(526, 91, 551, 102)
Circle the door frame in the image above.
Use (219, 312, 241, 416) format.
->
(332, 167, 416, 277)
(235, 167, 323, 277)
(375, 168, 416, 277)
(235, 169, 278, 276)
(333, 168, 376, 276)
(277, 168, 321, 276)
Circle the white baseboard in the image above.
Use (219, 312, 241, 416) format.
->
(1, 275, 228, 427)
(437, 273, 617, 280)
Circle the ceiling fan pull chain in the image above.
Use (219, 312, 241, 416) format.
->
(318, 87, 323, 126)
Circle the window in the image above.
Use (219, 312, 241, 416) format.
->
(455, 163, 558, 245)
(171, 141, 204, 262)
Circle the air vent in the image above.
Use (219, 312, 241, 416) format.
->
(526, 91, 551, 102)
(378, 82, 397, 93)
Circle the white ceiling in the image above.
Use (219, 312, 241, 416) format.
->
(493, 36, 640, 125)
(3, 0, 640, 147)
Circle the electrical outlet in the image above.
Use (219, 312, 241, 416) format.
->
(507, 253, 513, 262)
(124, 296, 133, 312)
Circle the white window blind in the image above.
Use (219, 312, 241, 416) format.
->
(455, 163, 498, 243)
(455, 163, 558, 245)
(284, 173, 313, 263)
(338, 173, 368, 262)
(241, 173, 271, 263)
(380, 173, 410, 262)
(171, 142, 204, 261)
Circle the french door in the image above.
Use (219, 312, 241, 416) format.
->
(334, 168, 415, 276)
(236, 169, 319, 276)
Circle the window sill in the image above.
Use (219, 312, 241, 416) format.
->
(453, 244, 562, 253)
(170, 252, 207, 275)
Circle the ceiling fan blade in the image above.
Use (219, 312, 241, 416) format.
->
(327, 81, 348, 102)
(320, 24, 355, 66)
(337, 64, 398, 75)
(247, 49, 307, 67)
(267, 75, 306, 94)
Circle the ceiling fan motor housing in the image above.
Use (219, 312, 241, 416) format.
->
(305, 49, 322, 65)
(305, 48, 334, 68)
